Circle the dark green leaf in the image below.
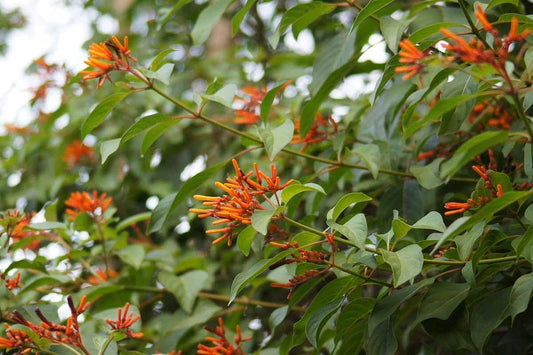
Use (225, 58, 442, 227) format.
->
(510, 273, 533, 321)
(231, 0, 257, 36)
(149, 160, 228, 233)
(141, 120, 180, 154)
(116, 245, 145, 269)
(121, 113, 172, 144)
(365, 318, 397, 355)
(82, 92, 131, 138)
(417, 283, 470, 322)
(350, 0, 394, 33)
(410, 158, 445, 189)
(352, 143, 381, 179)
(335, 298, 375, 355)
(260, 81, 290, 123)
(440, 131, 509, 179)
(455, 222, 485, 260)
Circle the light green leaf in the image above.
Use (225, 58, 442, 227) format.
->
(306, 300, 342, 347)
(237, 225, 256, 256)
(411, 158, 445, 189)
(257, 119, 294, 160)
(149, 160, 228, 233)
(191, 0, 235, 45)
(82, 92, 131, 138)
(141, 120, 179, 154)
(382, 244, 423, 287)
(455, 222, 484, 260)
(412, 211, 446, 232)
(159, 270, 208, 313)
(100, 138, 121, 164)
(487, 0, 519, 9)
(350, 0, 394, 32)
(417, 283, 470, 322)
(392, 218, 411, 240)
(29, 221, 66, 230)
(365, 318, 398, 355)
(327, 192, 372, 221)
(440, 131, 509, 179)
(143, 63, 174, 85)
(202, 84, 238, 108)
(512, 225, 533, 263)
(352, 143, 381, 179)
(380, 14, 412, 53)
(116, 245, 145, 269)
(281, 182, 326, 204)
(510, 273, 533, 321)
(158, 0, 193, 29)
(251, 209, 277, 235)
(327, 213, 367, 250)
(335, 298, 375, 354)
(150, 49, 175, 71)
(231, 0, 257, 36)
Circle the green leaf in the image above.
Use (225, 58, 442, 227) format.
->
(159, 270, 208, 313)
(309, 29, 356, 96)
(5, 259, 47, 274)
(513, 225, 533, 263)
(115, 245, 145, 269)
(29, 221, 66, 230)
(417, 283, 470, 322)
(150, 49, 175, 71)
(260, 81, 289, 123)
(404, 93, 483, 137)
(141, 120, 179, 154)
(143, 63, 174, 85)
(487, 0, 519, 9)
(306, 299, 342, 347)
(392, 218, 411, 240)
(281, 182, 326, 204)
(455, 222, 485, 260)
(509, 273, 533, 321)
(237, 225, 256, 256)
(301, 60, 354, 136)
(328, 213, 367, 250)
(231, 0, 257, 36)
(524, 143, 532, 179)
(335, 298, 375, 355)
(271, 2, 335, 47)
(382, 244, 423, 287)
(470, 287, 511, 351)
(350, 0, 394, 33)
(121, 113, 173, 144)
(411, 158, 445, 189)
(440, 131, 509, 179)
(327, 192, 372, 222)
(202, 84, 238, 108)
(229, 250, 293, 303)
(251, 209, 277, 235)
(149, 160, 228, 233)
(100, 138, 121, 164)
(368, 277, 435, 334)
(352, 143, 381, 179)
(412, 211, 446, 232)
(158, 0, 193, 29)
(191, 0, 235, 45)
(380, 14, 412, 53)
(445, 190, 533, 241)
(365, 318, 398, 355)
(82, 92, 131, 138)
(20, 274, 72, 295)
(257, 119, 294, 160)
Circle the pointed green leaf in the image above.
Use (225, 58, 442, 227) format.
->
(352, 143, 381, 179)
(257, 119, 294, 160)
(231, 0, 257, 35)
(260, 81, 290, 123)
(455, 222, 485, 260)
(281, 182, 326, 204)
(141, 120, 180, 154)
(121, 113, 173, 144)
(327, 192, 372, 221)
(100, 138, 121, 164)
(116, 245, 145, 269)
(251, 209, 276, 235)
(412, 211, 446, 232)
(410, 158, 445, 189)
(237, 225, 257, 257)
(510, 273, 533, 321)
(417, 283, 470, 322)
(82, 92, 131, 138)
(150, 49, 175, 71)
(382, 244, 423, 287)
(349, 0, 394, 33)
(191, 0, 235, 45)
(159, 270, 208, 313)
(202, 84, 238, 108)
(327, 213, 367, 250)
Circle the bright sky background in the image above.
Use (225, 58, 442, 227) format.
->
(0, 0, 96, 125)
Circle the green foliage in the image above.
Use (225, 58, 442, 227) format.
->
(1, 1, 532, 354)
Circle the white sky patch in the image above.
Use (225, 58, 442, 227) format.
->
(358, 34, 389, 64)
(284, 29, 315, 55)
(330, 71, 382, 100)
(175, 216, 191, 234)
(0, 0, 96, 124)
(146, 196, 159, 210)
(180, 155, 207, 181)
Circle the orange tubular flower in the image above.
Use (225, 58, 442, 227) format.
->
(474, 4, 493, 32)
(65, 190, 113, 221)
(81, 36, 139, 88)
(291, 113, 338, 150)
(1, 272, 21, 290)
(197, 318, 251, 355)
(62, 140, 96, 170)
(105, 302, 143, 339)
(0, 210, 41, 250)
(395, 39, 427, 80)
(87, 267, 119, 285)
(190, 159, 293, 246)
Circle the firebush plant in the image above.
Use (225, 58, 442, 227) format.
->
(1, 0, 532, 354)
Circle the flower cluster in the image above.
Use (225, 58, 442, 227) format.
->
(1, 272, 21, 291)
(444, 163, 504, 215)
(271, 269, 325, 299)
(440, 5, 530, 72)
(468, 99, 514, 130)
(81, 36, 138, 88)
(291, 113, 338, 150)
(62, 140, 96, 170)
(65, 190, 113, 222)
(190, 159, 294, 246)
(0, 210, 41, 250)
(233, 86, 267, 125)
(87, 267, 119, 285)
(395, 39, 429, 80)
(197, 317, 251, 355)
(105, 302, 143, 339)
(1, 296, 91, 353)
